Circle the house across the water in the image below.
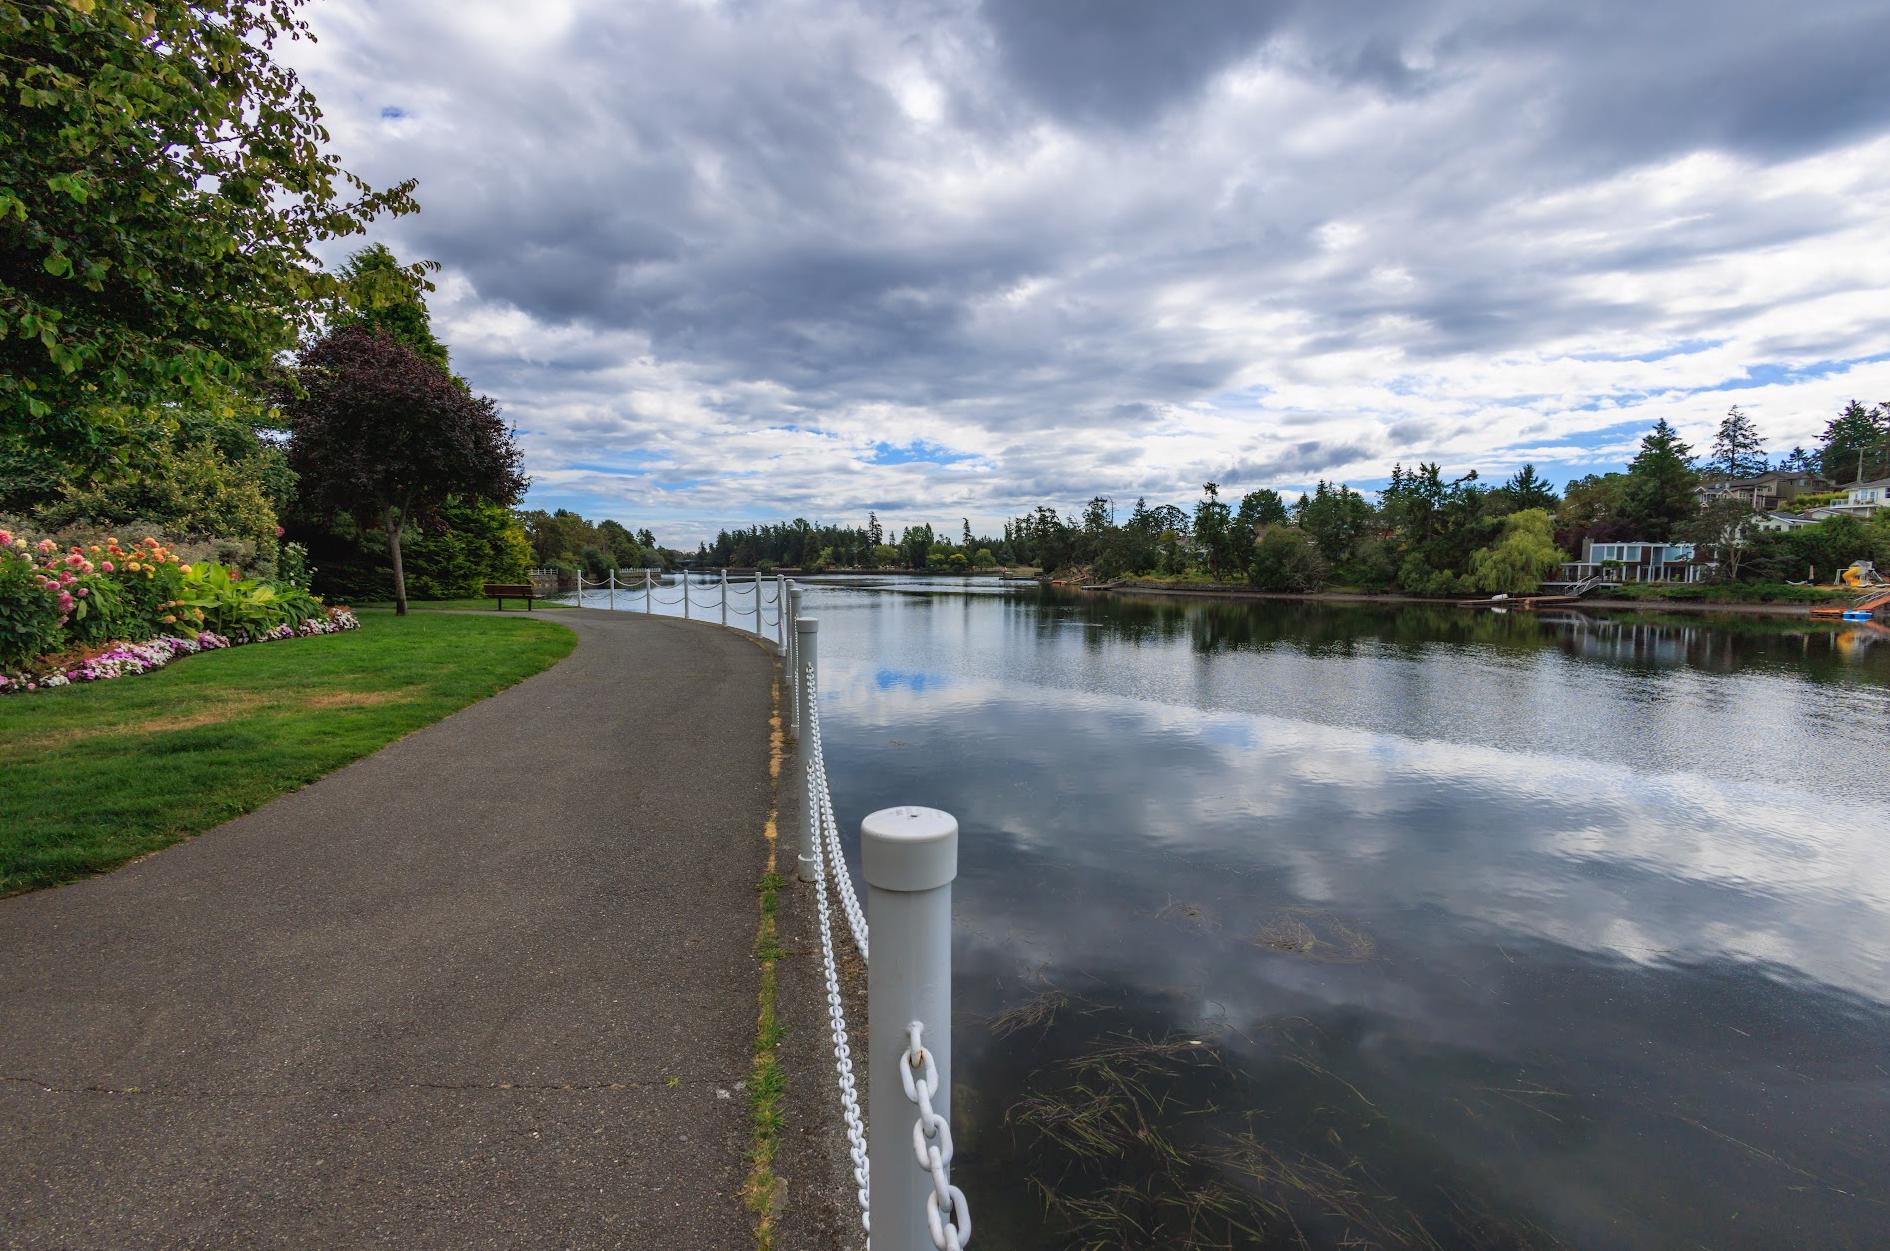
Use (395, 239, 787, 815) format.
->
(1806, 478, 1890, 520)
(1696, 469, 1832, 512)
(1544, 539, 1714, 591)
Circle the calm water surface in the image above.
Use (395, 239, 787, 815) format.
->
(639, 576, 1890, 1248)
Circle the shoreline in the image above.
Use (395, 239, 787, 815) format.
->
(1091, 580, 1840, 619)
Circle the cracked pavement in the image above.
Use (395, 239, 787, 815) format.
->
(0, 610, 773, 1250)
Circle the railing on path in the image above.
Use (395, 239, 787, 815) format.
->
(794, 613, 972, 1250)
(571, 569, 792, 650)
(566, 573, 975, 1246)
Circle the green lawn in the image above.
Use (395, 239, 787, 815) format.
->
(354, 597, 570, 612)
(0, 611, 575, 895)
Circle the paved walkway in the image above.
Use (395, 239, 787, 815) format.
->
(0, 610, 776, 1250)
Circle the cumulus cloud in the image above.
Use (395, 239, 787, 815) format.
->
(288, 0, 1890, 542)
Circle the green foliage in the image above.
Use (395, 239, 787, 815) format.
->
(0, 0, 419, 464)
(0, 548, 63, 670)
(1818, 399, 1890, 485)
(282, 327, 525, 614)
(1193, 482, 1237, 579)
(398, 499, 532, 598)
(1293, 481, 1374, 567)
(1708, 405, 1767, 479)
(1468, 509, 1564, 593)
(1621, 419, 1699, 540)
(1248, 526, 1328, 591)
(35, 430, 284, 567)
(329, 244, 449, 369)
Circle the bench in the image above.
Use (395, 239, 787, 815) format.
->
(482, 582, 536, 611)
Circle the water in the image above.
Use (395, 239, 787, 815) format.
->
(615, 576, 1890, 1247)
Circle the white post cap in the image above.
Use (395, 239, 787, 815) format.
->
(795, 616, 818, 635)
(862, 806, 958, 891)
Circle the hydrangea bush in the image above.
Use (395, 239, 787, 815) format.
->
(0, 526, 356, 694)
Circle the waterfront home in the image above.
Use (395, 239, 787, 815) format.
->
(1805, 477, 1890, 520)
(1753, 511, 1817, 533)
(1546, 538, 1713, 590)
(1696, 469, 1832, 512)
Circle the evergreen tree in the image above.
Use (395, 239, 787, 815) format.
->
(1192, 482, 1236, 579)
(1708, 405, 1767, 479)
(1621, 419, 1699, 540)
(1818, 400, 1890, 484)
(1500, 464, 1559, 511)
(1777, 446, 1816, 473)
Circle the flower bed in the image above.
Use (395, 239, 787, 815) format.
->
(0, 608, 358, 694)
(2, 524, 357, 694)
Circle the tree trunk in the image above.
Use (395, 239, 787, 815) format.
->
(387, 506, 408, 616)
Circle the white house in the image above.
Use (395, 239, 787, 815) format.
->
(1806, 478, 1890, 520)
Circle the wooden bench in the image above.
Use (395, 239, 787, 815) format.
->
(483, 582, 535, 611)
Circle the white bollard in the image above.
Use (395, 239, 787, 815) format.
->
(787, 585, 804, 738)
(609, 569, 616, 612)
(795, 615, 818, 883)
(864, 806, 959, 1251)
(755, 576, 764, 636)
(644, 569, 653, 615)
(776, 574, 788, 653)
(720, 568, 728, 628)
(683, 572, 690, 620)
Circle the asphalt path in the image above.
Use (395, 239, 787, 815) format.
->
(0, 609, 776, 1249)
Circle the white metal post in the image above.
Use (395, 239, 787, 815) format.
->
(644, 569, 652, 614)
(787, 585, 804, 738)
(776, 574, 788, 653)
(683, 572, 690, 620)
(864, 806, 959, 1251)
(721, 568, 728, 627)
(755, 576, 764, 636)
(575, 570, 583, 604)
(609, 569, 616, 612)
(795, 615, 819, 884)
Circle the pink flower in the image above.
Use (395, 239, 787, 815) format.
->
(0, 530, 10, 546)
(101, 560, 114, 572)
(57, 592, 75, 611)
(75, 586, 88, 598)
(66, 554, 83, 568)
(275, 525, 285, 538)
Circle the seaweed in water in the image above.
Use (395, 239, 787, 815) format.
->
(1254, 909, 1377, 963)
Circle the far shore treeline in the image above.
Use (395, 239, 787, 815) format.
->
(705, 404, 1890, 597)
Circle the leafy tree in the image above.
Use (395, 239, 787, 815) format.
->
(901, 522, 935, 571)
(330, 244, 448, 368)
(1467, 509, 1563, 593)
(282, 328, 525, 614)
(1621, 419, 1699, 540)
(1818, 399, 1890, 485)
(1681, 495, 1760, 583)
(1234, 488, 1289, 536)
(0, 0, 420, 463)
(1248, 526, 1327, 591)
(1707, 405, 1767, 479)
(1193, 482, 1236, 579)
(398, 498, 533, 599)
(1293, 481, 1372, 568)
(1499, 464, 1558, 512)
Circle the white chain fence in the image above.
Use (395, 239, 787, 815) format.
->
(901, 1022, 970, 1251)
(804, 662, 971, 1249)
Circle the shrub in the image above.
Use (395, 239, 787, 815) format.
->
(0, 539, 65, 670)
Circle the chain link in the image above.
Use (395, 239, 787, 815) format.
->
(805, 666, 868, 958)
(900, 1022, 971, 1250)
(808, 748, 873, 1239)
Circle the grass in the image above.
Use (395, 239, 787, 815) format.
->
(0, 610, 575, 895)
(354, 596, 570, 612)
(743, 670, 787, 1245)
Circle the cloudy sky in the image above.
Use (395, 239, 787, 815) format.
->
(289, 0, 1890, 544)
